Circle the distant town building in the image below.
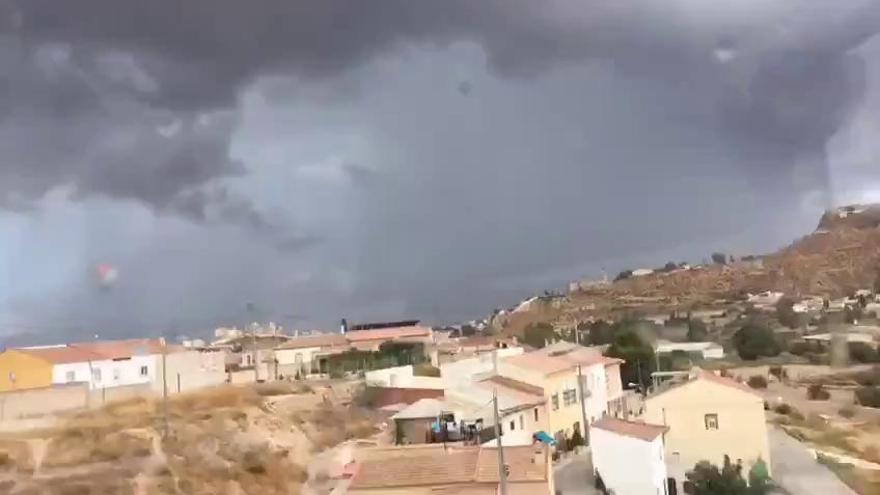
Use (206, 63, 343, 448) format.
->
(631, 268, 655, 277)
(655, 340, 724, 360)
(590, 417, 669, 495)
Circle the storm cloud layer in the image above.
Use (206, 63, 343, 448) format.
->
(1, 1, 880, 335)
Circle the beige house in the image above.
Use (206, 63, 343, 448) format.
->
(642, 369, 771, 480)
(348, 444, 552, 494)
(497, 342, 624, 442)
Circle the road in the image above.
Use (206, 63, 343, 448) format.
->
(553, 451, 600, 495)
(769, 427, 857, 495)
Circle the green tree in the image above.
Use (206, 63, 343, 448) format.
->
(687, 319, 708, 342)
(684, 455, 764, 495)
(605, 330, 655, 390)
(522, 322, 556, 349)
(775, 297, 800, 329)
(849, 342, 879, 363)
(711, 252, 728, 265)
(732, 322, 781, 361)
(587, 319, 616, 345)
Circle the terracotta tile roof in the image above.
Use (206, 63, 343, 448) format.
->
(648, 368, 761, 400)
(70, 339, 165, 360)
(350, 444, 547, 489)
(476, 375, 545, 405)
(276, 333, 348, 350)
(696, 369, 759, 396)
(345, 326, 432, 342)
(590, 417, 668, 442)
(16, 338, 165, 364)
(475, 446, 547, 483)
(504, 344, 614, 376)
(16, 346, 106, 364)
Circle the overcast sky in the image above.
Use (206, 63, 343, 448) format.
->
(1, 1, 880, 339)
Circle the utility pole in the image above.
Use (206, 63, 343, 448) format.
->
(162, 336, 169, 439)
(576, 364, 589, 441)
(493, 388, 509, 495)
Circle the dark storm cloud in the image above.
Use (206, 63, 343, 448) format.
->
(2, 0, 880, 334)
(1, 0, 877, 213)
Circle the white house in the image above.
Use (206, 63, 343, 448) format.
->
(590, 417, 669, 495)
(27, 339, 165, 390)
(747, 291, 784, 306)
(273, 333, 349, 377)
(631, 268, 654, 277)
(655, 341, 724, 360)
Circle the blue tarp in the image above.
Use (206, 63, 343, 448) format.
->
(534, 431, 556, 445)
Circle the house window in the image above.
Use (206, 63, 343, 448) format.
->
(563, 389, 577, 407)
(294, 353, 303, 364)
(65, 371, 75, 382)
(704, 413, 719, 430)
(113, 368, 121, 381)
(519, 415, 524, 430)
(246, 354, 252, 366)
(534, 408, 539, 422)
(551, 394, 559, 411)
(140, 366, 148, 377)
(92, 368, 101, 382)
(509, 420, 515, 431)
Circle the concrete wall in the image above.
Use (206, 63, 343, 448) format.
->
(367, 387, 444, 408)
(366, 365, 415, 387)
(0, 384, 88, 419)
(0, 382, 154, 421)
(642, 378, 771, 476)
(229, 364, 269, 384)
(590, 426, 667, 495)
(152, 350, 226, 395)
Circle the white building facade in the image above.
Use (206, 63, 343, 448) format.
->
(590, 417, 669, 495)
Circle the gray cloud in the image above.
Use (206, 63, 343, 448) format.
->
(2, 1, 877, 209)
(2, 1, 880, 335)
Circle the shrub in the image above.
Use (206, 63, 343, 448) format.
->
(807, 383, 831, 401)
(768, 365, 787, 380)
(855, 387, 880, 408)
(413, 363, 441, 377)
(732, 322, 781, 360)
(788, 341, 812, 356)
(848, 342, 879, 364)
(773, 403, 792, 415)
(747, 376, 768, 389)
(839, 407, 856, 419)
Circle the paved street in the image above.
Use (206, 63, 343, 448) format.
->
(553, 451, 600, 495)
(769, 427, 857, 495)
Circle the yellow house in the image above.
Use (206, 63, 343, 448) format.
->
(642, 369, 771, 479)
(0, 349, 54, 391)
(498, 343, 624, 442)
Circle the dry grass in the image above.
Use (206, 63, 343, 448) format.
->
(817, 453, 880, 495)
(41, 426, 152, 467)
(294, 402, 380, 451)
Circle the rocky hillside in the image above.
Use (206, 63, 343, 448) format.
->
(493, 205, 880, 336)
